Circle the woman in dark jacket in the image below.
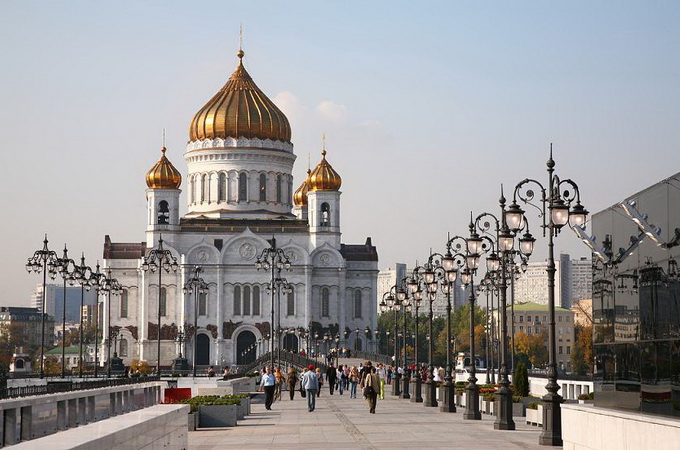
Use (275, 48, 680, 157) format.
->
(287, 367, 299, 400)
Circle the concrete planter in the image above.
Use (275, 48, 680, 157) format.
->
(198, 404, 238, 428)
(513, 402, 526, 417)
(188, 412, 199, 431)
(526, 404, 543, 427)
(482, 399, 492, 415)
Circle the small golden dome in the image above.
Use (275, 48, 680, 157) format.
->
(189, 50, 292, 143)
(293, 168, 312, 206)
(146, 147, 182, 189)
(308, 148, 341, 192)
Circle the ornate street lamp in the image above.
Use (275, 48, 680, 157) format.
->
(99, 268, 122, 378)
(141, 235, 179, 374)
(25, 235, 60, 378)
(396, 288, 411, 400)
(381, 288, 402, 396)
(405, 274, 424, 403)
(72, 254, 94, 378)
(183, 266, 209, 377)
(255, 236, 291, 370)
(56, 245, 76, 378)
(507, 146, 587, 446)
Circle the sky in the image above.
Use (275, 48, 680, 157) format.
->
(2, 1, 680, 306)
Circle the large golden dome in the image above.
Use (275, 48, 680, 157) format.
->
(146, 147, 182, 189)
(308, 149, 341, 192)
(293, 168, 312, 206)
(189, 50, 292, 143)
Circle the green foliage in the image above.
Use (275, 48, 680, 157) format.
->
(483, 393, 495, 401)
(513, 361, 529, 397)
(577, 392, 594, 401)
(180, 395, 242, 413)
(512, 395, 522, 403)
(570, 325, 593, 375)
(527, 401, 539, 410)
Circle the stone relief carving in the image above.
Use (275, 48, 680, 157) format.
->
(125, 325, 138, 341)
(206, 324, 218, 339)
(320, 253, 332, 266)
(222, 320, 243, 340)
(197, 250, 209, 262)
(239, 243, 256, 260)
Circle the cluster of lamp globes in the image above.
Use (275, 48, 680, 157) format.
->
(379, 195, 588, 312)
(25, 243, 121, 294)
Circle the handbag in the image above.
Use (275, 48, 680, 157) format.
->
(362, 385, 374, 397)
(300, 387, 306, 398)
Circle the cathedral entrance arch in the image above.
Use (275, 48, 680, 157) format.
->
(196, 334, 211, 366)
(283, 334, 298, 352)
(236, 330, 257, 365)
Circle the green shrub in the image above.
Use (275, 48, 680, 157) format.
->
(483, 393, 495, 401)
(527, 402, 539, 410)
(578, 392, 594, 400)
(513, 362, 529, 397)
(180, 395, 242, 413)
(512, 395, 522, 403)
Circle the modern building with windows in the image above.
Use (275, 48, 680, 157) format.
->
(590, 171, 680, 417)
(30, 284, 97, 323)
(101, 48, 378, 369)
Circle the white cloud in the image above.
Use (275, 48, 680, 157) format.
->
(316, 100, 348, 122)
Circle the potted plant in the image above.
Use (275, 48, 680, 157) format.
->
(578, 392, 594, 404)
(181, 395, 242, 428)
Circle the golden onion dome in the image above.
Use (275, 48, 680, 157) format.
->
(189, 50, 292, 143)
(308, 149, 342, 192)
(293, 168, 312, 206)
(146, 147, 182, 189)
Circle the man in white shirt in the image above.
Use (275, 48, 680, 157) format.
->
(259, 366, 276, 410)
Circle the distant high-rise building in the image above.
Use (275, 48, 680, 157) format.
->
(512, 253, 591, 309)
(31, 284, 97, 323)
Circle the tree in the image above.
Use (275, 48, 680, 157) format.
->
(513, 330, 548, 369)
(571, 324, 593, 375)
(513, 361, 529, 397)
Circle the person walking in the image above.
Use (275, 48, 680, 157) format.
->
(364, 367, 381, 413)
(274, 366, 284, 401)
(349, 366, 359, 398)
(326, 364, 338, 395)
(376, 363, 387, 400)
(287, 367, 298, 400)
(260, 366, 276, 410)
(301, 365, 319, 412)
(315, 368, 324, 397)
(339, 365, 347, 395)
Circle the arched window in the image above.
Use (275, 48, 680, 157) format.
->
(355, 337, 362, 351)
(198, 291, 207, 316)
(218, 173, 227, 202)
(354, 290, 362, 319)
(238, 173, 247, 201)
(276, 174, 282, 203)
(321, 202, 330, 227)
(120, 289, 128, 318)
(119, 339, 128, 357)
(159, 287, 167, 316)
(252, 286, 260, 315)
(157, 201, 169, 225)
(287, 286, 295, 316)
(233, 286, 241, 315)
(243, 286, 251, 316)
(190, 176, 196, 203)
(200, 174, 207, 202)
(321, 288, 329, 318)
(259, 173, 267, 202)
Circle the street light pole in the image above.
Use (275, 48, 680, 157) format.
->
(25, 235, 60, 378)
(506, 146, 587, 445)
(183, 266, 208, 377)
(142, 235, 179, 375)
(57, 245, 75, 378)
(73, 255, 93, 379)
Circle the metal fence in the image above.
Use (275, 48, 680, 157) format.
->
(0, 375, 161, 400)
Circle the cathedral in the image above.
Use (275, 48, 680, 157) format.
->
(102, 48, 379, 369)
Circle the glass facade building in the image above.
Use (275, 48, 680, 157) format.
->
(591, 172, 680, 417)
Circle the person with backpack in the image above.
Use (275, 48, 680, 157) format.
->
(363, 367, 381, 413)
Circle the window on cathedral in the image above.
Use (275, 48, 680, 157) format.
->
(120, 289, 128, 318)
(157, 201, 170, 225)
(238, 173, 247, 201)
(218, 173, 227, 202)
(159, 287, 167, 316)
(233, 286, 241, 315)
(321, 203, 330, 227)
(276, 174, 282, 203)
(252, 286, 260, 315)
(354, 290, 362, 319)
(259, 173, 267, 202)
(198, 291, 207, 316)
(321, 288, 329, 318)
(287, 286, 295, 316)
(190, 176, 196, 203)
(200, 174, 207, 203)
(243, 286, 251, 315)
(119, 338, 128, 357)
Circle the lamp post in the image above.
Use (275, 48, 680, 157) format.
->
(142, 235, 179, 375)
(405, 274, 424, 403)
(72, 254, 93, 378)
(380, 288, 402, 396)
(335, 334, 340, 367)
(99, 268, 122, 378)
(506, 146, 587, 445)
(314, 332, 319, 366)
(255, 236, 291, 370)
(373, 329, 379, 353)
(56, 245, 76, 378)
(183, 266, 208, 377)
(25, 235, 60, 378)
(89, 264, 103, 377)
(396, 288, 411, 400)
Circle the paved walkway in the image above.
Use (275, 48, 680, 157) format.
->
(188, 382, 554, 449)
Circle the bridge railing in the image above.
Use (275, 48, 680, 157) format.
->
(351, 351, 393, 366)
(0, 375, 161, 400)
(241, 351, 329, 375)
